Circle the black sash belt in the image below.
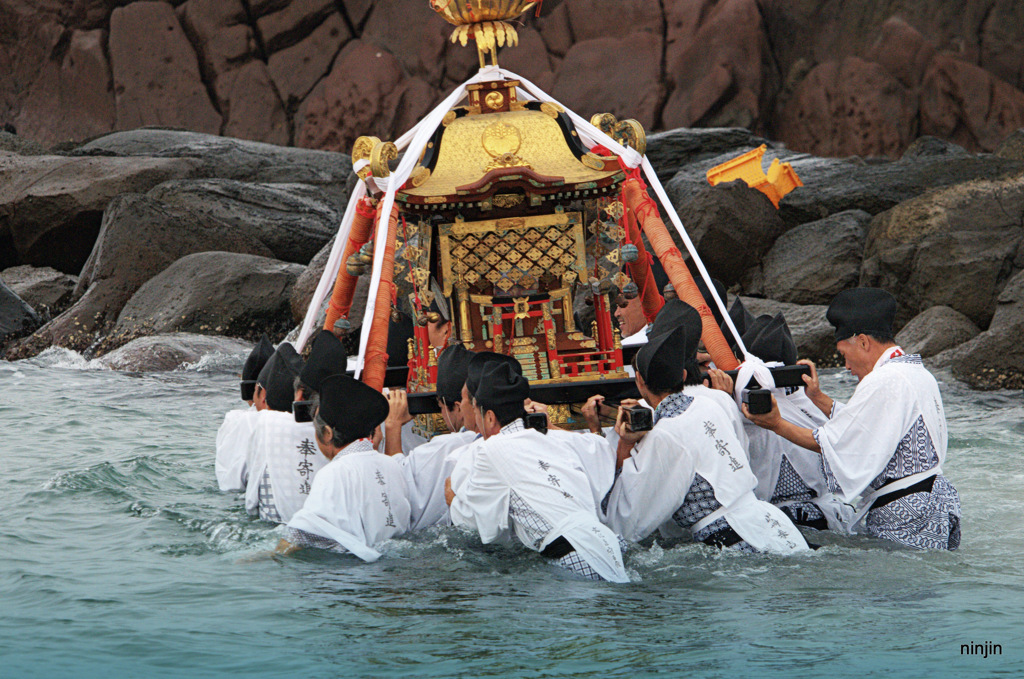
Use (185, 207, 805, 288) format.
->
(701, 525, 745, 549)
(540, 536, 575, 559)
(870, 475, 936, 511)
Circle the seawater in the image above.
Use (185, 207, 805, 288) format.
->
(1, 348, 1022, 678)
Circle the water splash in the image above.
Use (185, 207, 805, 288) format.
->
(27, 347, 109, 371)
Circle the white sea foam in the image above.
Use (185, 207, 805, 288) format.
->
(179, 351, 246, 373)
(28, 346, 109, 371)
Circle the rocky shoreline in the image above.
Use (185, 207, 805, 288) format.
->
(2, 126, 1022, 390)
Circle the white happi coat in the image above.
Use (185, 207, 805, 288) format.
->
(812, 348, 951, 529)
(450, 421, 629, 583)
(215, 406, 257, 491)
(243, 410, 328, 523)
(605, 394, 808, 554)
(684, 384, 749, 448)
(402, 429, 479, 530)
(288, 439, 411, 562)
(545, 429, 617, 510)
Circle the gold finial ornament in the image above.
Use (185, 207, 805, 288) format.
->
(370, 140, 399, 178)
(429, 0, 536, 68)
(352, 136, 380, 180)
(590, 113, 647, 156)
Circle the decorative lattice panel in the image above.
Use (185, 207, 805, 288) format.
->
(439, 212, 586, 296)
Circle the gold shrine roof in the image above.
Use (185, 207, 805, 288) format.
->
(397, 107, 623, 206)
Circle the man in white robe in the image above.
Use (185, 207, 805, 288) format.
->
(215, 334, 273, 491)
(400, 343, 480, 530)
(449, 352, 617, 519)
(277, 374, 410, 561)
(731, 311, 848, 531)
(604, 301, 808, 554)
(745, 288, 961, 550)
(243, 343, 327, 523)
(448, 361, 629, 582)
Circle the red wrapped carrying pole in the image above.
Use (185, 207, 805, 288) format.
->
(621, 178, 740, 371)
(323, 198, 378, 332)
(360, 204, 401, 392)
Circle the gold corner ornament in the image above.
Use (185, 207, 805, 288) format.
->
(370, 140, 398, 178)
(351, 135, 380, 180)
(430, 0, 536, 68)
(590, 113, 647, 156)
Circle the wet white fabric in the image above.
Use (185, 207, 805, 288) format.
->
(605, 395, 808, 554)
(215, 406, 257, 491)
(446, 433, 484, 495)
(287, 439, 411, 562)
(731, 356, 778, 409)
(545, 429, 617, 510)
(813, 347, 948, 504)
(243, 410, 327, 523)
(402, 429, 478, 530)
(450, 423, 629, 583)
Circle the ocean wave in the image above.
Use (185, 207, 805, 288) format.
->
(27, 347, 109, 371)
(178, 351, 247, 373)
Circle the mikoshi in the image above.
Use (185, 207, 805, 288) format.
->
(296, 0, 752, 436)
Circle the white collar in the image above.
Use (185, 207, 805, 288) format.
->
(873, 345, 906, 371)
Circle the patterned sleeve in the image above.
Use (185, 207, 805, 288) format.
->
(286, 527, 344, 552)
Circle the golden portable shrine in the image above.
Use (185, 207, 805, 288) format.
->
(298, 0, 760, 436)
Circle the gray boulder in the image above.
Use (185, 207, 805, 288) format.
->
(664, 139, 1024, 232)
(73, 128, 353, 186)
(737, 296, 836, 364)
(0, 279, 40, 346)
(109, 252, 303, 350)
(860, 175, 1024, 328)
(760, 210, 870, 305)
(994, 129, 1024, 161)
(147, 179, 345, 264)
(896, 306, 981, 359)
(97, 333, 253, 372)
(0, 130, 47, 156)
(645, 127, 774, 182)
(6, 193, 272, 360)
(0, 265, 79, 315)
(672, 180, 784, 286)
(0, 153, 201, 273)
(290, 235, 335, 323)
(934, 269, 1024, 390)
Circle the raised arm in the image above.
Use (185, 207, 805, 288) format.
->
(798, 359, 834, 417)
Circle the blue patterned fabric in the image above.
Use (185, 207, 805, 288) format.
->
(771, 457, 825, 525)
(670, 474, 757, 553)
(818, 413, 961, 550)
(864, 415, 961, 550)
(500, 419, 526, 435)
(287, 527, 343, 552)
(653, 392, 693, 424)
(508, 490, 602, 581)
(257, 469, 282, 523)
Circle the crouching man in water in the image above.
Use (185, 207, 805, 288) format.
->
(216, 334, 273, 491)
(244, 343, 328, 524)
(275, 374, 411, 561)
(603, 309, 809, 555)
(446, 361, 629, 583)
(744, 288, 961, 550)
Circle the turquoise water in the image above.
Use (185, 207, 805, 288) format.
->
(1, 349, 1022, 678)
